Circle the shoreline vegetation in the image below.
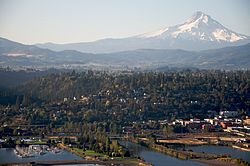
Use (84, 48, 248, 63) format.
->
(57, 143, 152, 166)
(232, 145, 250, 152)
(127, 136, 250, 166)
(1, 132, 249, 166)
(0, 160, 150, 166)
(1, 133, 249, 166)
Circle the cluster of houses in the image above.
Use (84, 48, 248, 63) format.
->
(171, 111, 250, 136)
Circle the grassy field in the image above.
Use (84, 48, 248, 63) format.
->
(84, 150, 107, 157)
(71, 148, 144, 164)
(71, 148, 107, 158)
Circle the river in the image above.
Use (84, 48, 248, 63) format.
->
(119, 141, 206, 166)
(2, 143, 248, 165)
(188, 145, 250, 163)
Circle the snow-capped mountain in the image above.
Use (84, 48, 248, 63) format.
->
(37, 11, 250, 53)
(138, 11, 247, 42)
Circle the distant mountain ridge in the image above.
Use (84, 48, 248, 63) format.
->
(0, 37, 250, 70)
(0, 37, 93, 68)
(36, 11, 250, 53)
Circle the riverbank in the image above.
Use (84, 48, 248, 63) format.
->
(157, 138, 208, 146)
(232, 145, 250, 152)
(57, 143, 151, 166)
(36, 159, 150, 166)
(127, 137, 221, 160)
(150, 142, 221, 160)
(0, 159, 151, 166)
(151, 143, 249, 166)
(193, 159, 239, 166)
(58, 143, 86, 158)
(127, 136, 250, 166)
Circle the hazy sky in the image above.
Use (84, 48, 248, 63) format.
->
(0, 0, 249, 44)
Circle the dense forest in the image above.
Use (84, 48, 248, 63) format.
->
(0, 70, 249, 127)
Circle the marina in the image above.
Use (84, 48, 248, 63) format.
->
(0, 147, 82, 164)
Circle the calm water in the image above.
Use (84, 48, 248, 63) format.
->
(188, 145, 250, 163)
(55, 165, 102, 166)
(0, 148, 82, 164)
(120, 141, 206, 166)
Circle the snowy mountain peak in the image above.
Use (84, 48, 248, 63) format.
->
(138, 11, 248, 43)
(188, 11, 211, 24)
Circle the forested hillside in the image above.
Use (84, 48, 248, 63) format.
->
(7, 70, 249, 121)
